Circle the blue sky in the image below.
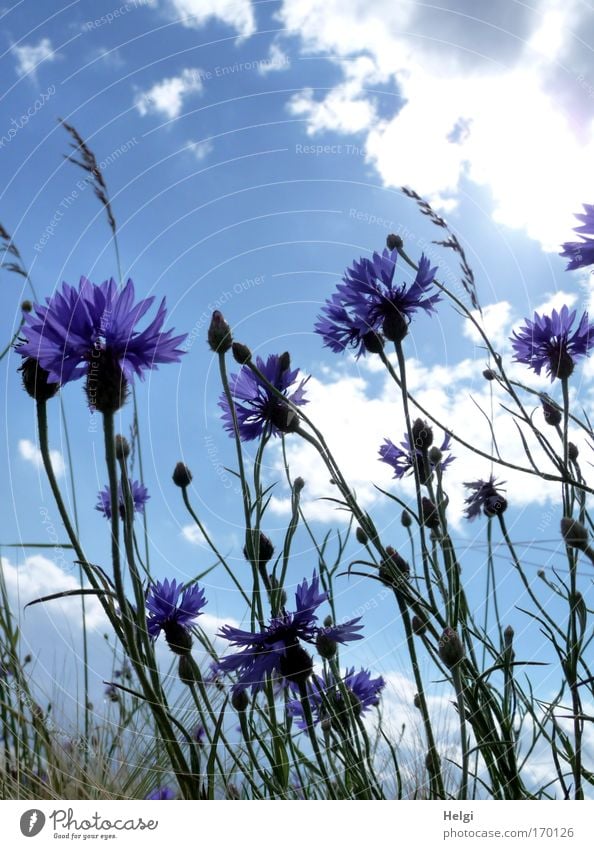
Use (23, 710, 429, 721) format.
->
(1, 0, 594, 764)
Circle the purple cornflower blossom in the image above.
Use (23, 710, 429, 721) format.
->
(16, 278, 187, 406)
(146, 579, 207, 654)
(560, 204, 594, 270)
(379, 431, 454, 480)
(511, 306, 594, 380)
(217, 573, 363, 695)
(145, 786, 176, 800)
(463, 476, 507, 520)
(95, 479, 149, 520)
(219, 353, 309, 441)
(287, 667, 385, 729)
(315, 248, 440, 355)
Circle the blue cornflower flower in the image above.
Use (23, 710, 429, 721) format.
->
(219, 353, 309, 441)
(287, 667, 385, 729)
(217, 573, 363, 694)
(17, 277, 187, 409)
(146, 579, 207, 655)
(463, 477, 507, 520)
(315, 248, 440, 355)
(379, 429, 454, 480)
(560, 204, 594, 270)
(95, 479, 149, 520)
(511, 306, 594, 380)
(145, 786, 176, 800)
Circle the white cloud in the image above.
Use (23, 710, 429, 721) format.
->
(268, 304, 581, 528)
(12, 38, 57, 78)
(2, 554, 107, 631)
(258, 43, 290, 75)
(168, 0, 255, 39)
(19, 438, 65, 478)
(135, 68, 204, 119)
(182, 522, 210, 545)
(187, 139, 213, 161)
(277, 0, 594, 250)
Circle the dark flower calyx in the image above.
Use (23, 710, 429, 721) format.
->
(316, 630, 337, 660)
(163, 621, 193, 655)
(207, 310, 233, 353)
(232, 341, 252, 364)
(279, 643, 313, 686)
(231, 689, 249, 712)
(560, 517, 589, 551)
(114, 435, 130, 460)
(438, 627, 465, 668)
(541, 397, 562, 427)
(568, 442, 579, 462)
(172, 462, 193, 488)
(550, 349, 574, 380)
(178, 655, 197, 686)
(19, 357, 59, 401)
(85, 348, 128, 413)
(268, 400, 300, 433)
(412, 613, 427, 635)
(382, 307, 408, 343)
(483, 494, 507, 517)
(362, 330, 384, 354)
(412, 418, 433, 450)
(421, 497, 440, 530)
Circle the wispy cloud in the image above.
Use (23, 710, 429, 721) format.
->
(168, 0, 255, 39)
(135, 68, 204, 119)
(12, 38, 58, 78)
(19, 439, 65, 478)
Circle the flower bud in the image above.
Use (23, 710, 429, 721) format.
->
(541, 397, 562, 427)
(244, 531, 274, 566)
(438, 627, 464, 668)
(294, 476, 305, 493)
(560, 517, 589, 551)
(503, 625, 514, 648)
(231, 688, 249, 712)
(568, 442, 579, 462)
(172, 462, 192, 488)
(386, 233, 403, 251)
(421, 497, 440, 530)
(412, 418, 433, 450)
(401, 509, 412, 528)
(428, 446, 442, 465)
(232, 341, 252, 364)
(207, 310, 232, 353)
(413, 693, 421, 710)
(279, 351, 291, 373)
(316, 630, 337, 660)
(114, 435, 130, 460)
(19, 357, 59, 401)
(178, 654, 198, 686)
(482, 368, 496, 381)
(412, 613, 427, 636)
(385, 546, 410, 577)
(356, 526, 368, 545)
(21, 300, 33, 313)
